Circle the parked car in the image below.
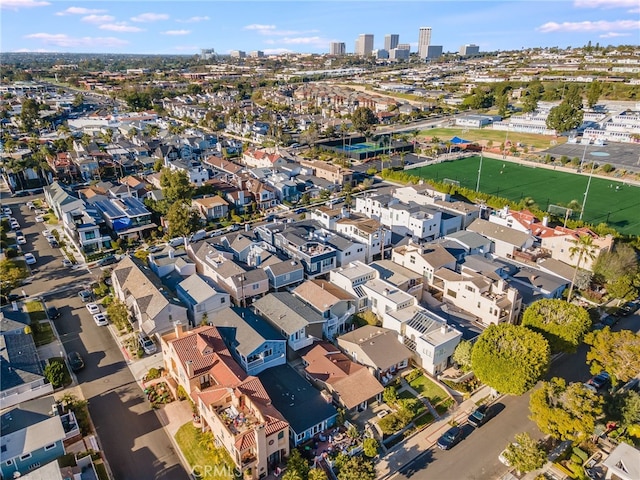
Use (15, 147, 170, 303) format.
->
(16, 234, 26, 245)
(68, 351, 84, 372)
(138, 333, 157, 355)
(586, 372, 611, 392)
(86, 303, 100, 315)
(2, 207, 11, 215)
(62, 258, 73, 268)
(618, 301, 639, 317)
(42, 229, 51, 237)
(49, 239, 59, 248)
(97, 255, 118, 267)
(34, 215, 44, 223)
(78, 290, 93, 302)
(437, 426, 464, 450)
(601, 315, 618, 327)
(467, 405, 494, 428)
(46, 306, 60, 320)
(24, 253, 36, 265)
(93, 313, 109, 326)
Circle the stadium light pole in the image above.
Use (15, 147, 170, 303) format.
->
(580, 151, 609, 221)
(476, 147, 484, 192)
(578, 141, 590, 173)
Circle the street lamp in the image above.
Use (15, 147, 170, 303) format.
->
(476, 147, 484, 192)
(580, 151, 609, 221)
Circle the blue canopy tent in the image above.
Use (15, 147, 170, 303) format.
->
(449, 136, 472, 144)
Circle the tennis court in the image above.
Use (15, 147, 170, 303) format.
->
(337, 142, 381, 153)
(408, 156, 640, 236)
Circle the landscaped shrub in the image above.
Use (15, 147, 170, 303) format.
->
(405, 369, 422, 383)
(601, 164, 614, 173)
(146, 367, 162, 380)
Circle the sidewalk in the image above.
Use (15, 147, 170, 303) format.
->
(376, 385, 494, 479)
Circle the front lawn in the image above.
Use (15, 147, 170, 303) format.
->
(174, 422, 235, 479)
(25, 300, 47, 321)
(409, 374, 447, 405)
(32, 321, 54, 346)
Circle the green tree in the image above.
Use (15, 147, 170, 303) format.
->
(470, 324, 550, 395)
(593, 243, 638, 285)
(106, 299, 130, 331)
(160, 168, 193, 203)
(502, 433, 546, 475)
(619, 390, 640, 427)
(584, 328, 640, 383)
(167, 201, 200, 238)
(586, 81, 602, 109)
(337, 456, 376, 480)
(351, 107, 378, 137)
(383, 385, 398, 406)
(0, 259, 29, 290)
(362, 437, 379, 458)
(452, 339, 473, 370)
(284, 449, 309, 480)
(546, 102, 584, 134)
(608, 274, 639, 301)
(72, 93, 84, 108)
(566, 234, 597, 301)
(44, 361, 66, 388)
(308, 469, 327, 480)
(20, 98, 40, 132)
(521, 83, 543, 113)
(522, 299, 591, 353)
(495, 93, 509, 117)
(529, 377, 604, 442)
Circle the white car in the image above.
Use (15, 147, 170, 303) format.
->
(42, 229, 51, 237)
(93, 313, 109, 326)
(2, 207, 11, 215)
(26, 202, 34, 209)
(10, 220, 20, 230)
(62, 259, 73, 268)
(34, 215, 45, 223)
(86, 303, 100, 315)
(45, 235, 56, 244)
(24, 253, 36, 265)
(16, 235, 26, 245)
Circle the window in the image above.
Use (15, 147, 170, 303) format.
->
(465, 285, 475, 293)
(5, 459, 13, 466)
(44, 443, 57, 451)
(221, 297, 226, 304)
(20, 453, 32, 461)
(278, 431, 284, 440)
(253, 284, 259, 290)
(410, 256, 416, 264)
(296, 433, 304, 441)
(446, 289, 457, 298)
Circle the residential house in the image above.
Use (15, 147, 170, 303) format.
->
(488, 206, 541, 233)
(241, 176, 278, 211)
(361, 278, 416, 319)
(263, 260, 305, 291)
(213, 307, 286, 376)
(161, 325, 290, 479)
(293, 280, 356, 339)
(538, 226, 613, 272)
(299, 159, 353, 187)
(111, 255, 188, 336)
(337, 326, 412, 383)
(301, 342, 384, 412)
(193, 196, 230, 221)
(434, 200, 481, 230)
(252, 292, 325, 353)
(467, 218, 535, 259)
(176, 274, 230, 326)
(272, 225, 337, 278)
(309, 205, 347, 231)
(204, 155, 245, 182)
(335, 215, 392, 263)
(0, 396, 76, 479)
(43, 182, 85, 222)
(259, 365, 338, 447)
(165, 158, 209, 186)
(149, 246, 196, 280)
(62, 207, 112, 255)
(601, 442, 640, 480)
(329, 261, 378, 312)
(443, 230, 492, 258)
(391, 242, 457, 285)
(369, 260, 423, 294)
(383, 306, 462, 376)
(324, 232, 367, 267)
(92, 196, 156, 240)
(242, 149, 289, 169)
(198, 252, 269, 306)
(0, 313, 53, 409)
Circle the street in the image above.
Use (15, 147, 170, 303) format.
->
(3, 194, 189, 480)
(393, 312, 640, 480)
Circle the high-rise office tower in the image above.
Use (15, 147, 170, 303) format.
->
(330, 42, 346, 55)
(356, 34, 374, 56)
(384, 34, 399, 51)
(459, 44, 480, 56)
(418, 27, 432, 59)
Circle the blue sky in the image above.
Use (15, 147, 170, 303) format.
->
(1, 0, 638, 55)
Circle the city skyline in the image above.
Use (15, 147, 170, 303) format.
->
(1, 0, 638, 55)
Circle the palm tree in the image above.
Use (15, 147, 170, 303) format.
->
(567, 234, 597, 301)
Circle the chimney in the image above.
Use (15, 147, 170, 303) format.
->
(542, 216, 549, 227)
(440, 323, 449, 335)
(174, 322, 184, 338)
(168, 249, 174, 259)
(185, 360, 194, 378)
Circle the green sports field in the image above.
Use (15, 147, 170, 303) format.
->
(408, 156, 640, 236)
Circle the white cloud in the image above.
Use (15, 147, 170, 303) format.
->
(56, 6, 106, 16)
(574, 0, 638, 9)
(262, 48, 293, 55)
(130, 12, 169, 23)
(82, 15, 115, 24)
(162, 30, 190, 36)
(244, 23, 319, 37)
(244, 24, 276, 31)
(177, 16, 209, 23)
(25, 32, 128, 48)
(599, 32, 631, 38)
(99, 23, 144, 33)
(537, 19, 640, 33)
(1, 0, 50, 10)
